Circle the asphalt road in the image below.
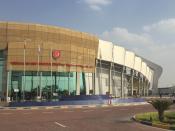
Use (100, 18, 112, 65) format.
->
(0, 104, 171, 131)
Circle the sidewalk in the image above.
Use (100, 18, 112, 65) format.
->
(0, 102, 148, 110)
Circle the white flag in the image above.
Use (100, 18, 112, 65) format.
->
(38, 45, 41, 53)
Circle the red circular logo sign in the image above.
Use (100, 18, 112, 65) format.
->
(52, 50, 61, 59)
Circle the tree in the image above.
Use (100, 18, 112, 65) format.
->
(149, 99, 173, 122)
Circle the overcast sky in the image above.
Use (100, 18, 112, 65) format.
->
(0, 0, 175, 87)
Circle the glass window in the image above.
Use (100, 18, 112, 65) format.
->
(10, 71, 81, 101)
(0, 50, 4, 58)
(0, 50, 5, 96)
(80, 72, 86, 95)
(0, 64, 3, 93)
(69, 72, 76, 96)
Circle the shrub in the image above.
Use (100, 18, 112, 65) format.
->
(149, 99, 173, 122)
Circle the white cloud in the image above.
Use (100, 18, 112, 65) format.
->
(101, 27, 153, 48)
(83, 0, 112, 11)
(89, 5, 101, 11)
(100, 18, 175, 87)
(143, 18, 175, 45)
(143, 18, 175, 33)
(85, 0, 112, 5)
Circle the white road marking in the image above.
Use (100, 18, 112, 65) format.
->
(54, 122, 67, 128)
(42, 112, 53, 114)
(74, 105, 82, 108)
(45, 107, 54, 109)
(60, 106, 68, 109)
(88, 105, 96, 108)
(83, 110, 94, 112)
(101, 105, 109, 107)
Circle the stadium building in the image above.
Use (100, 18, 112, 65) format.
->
(0, 22, 162, 102)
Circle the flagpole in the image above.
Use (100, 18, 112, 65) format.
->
(57, 59, 60, 95)
(38, 44, 41, 99)
(50, 47, 53, 99)
(23, 40, 26, 101)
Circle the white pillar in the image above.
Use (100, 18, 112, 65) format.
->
(92, 73, 95, 95)
(95, 68, 100, 95)
(6, 71, 10, 102)
(85, 73, 90, 95)
(68, 72, 70, 95)
(143, 78, 146, 96)
(138, 74, 141, 96)
(109, 63, 112, 95)
(99, 65, 103, 95)
(131, 70, 134, 96)
(95, 74, 100, 95)
(112, 71, 116, 97)
(121, 67, 124, 98)
(76, 72, 80, 95)
(39, 72, 42, 98)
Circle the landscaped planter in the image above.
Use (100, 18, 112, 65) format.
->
(133, 112, 175, 130)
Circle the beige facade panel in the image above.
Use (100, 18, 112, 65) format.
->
(141, 62, 147, 77)
(0, 22, 98, 73)
(146, 67, 150, 80)
(124, 51, 135, 69)
(134, 56, 142, 72)
(148, 69, 153, 82)
(98, 40, 113, 61)
(0, 42, 7, 49)
(113, 45, 125, 65)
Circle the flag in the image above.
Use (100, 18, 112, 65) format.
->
(24, 42, 26, 49)
(38, 45, 40, 53)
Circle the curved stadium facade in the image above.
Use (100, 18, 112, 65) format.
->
(0, 22, 162, 102)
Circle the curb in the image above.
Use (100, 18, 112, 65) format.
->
(0, 102, 148, 110)
(132, 115, 175, 130)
